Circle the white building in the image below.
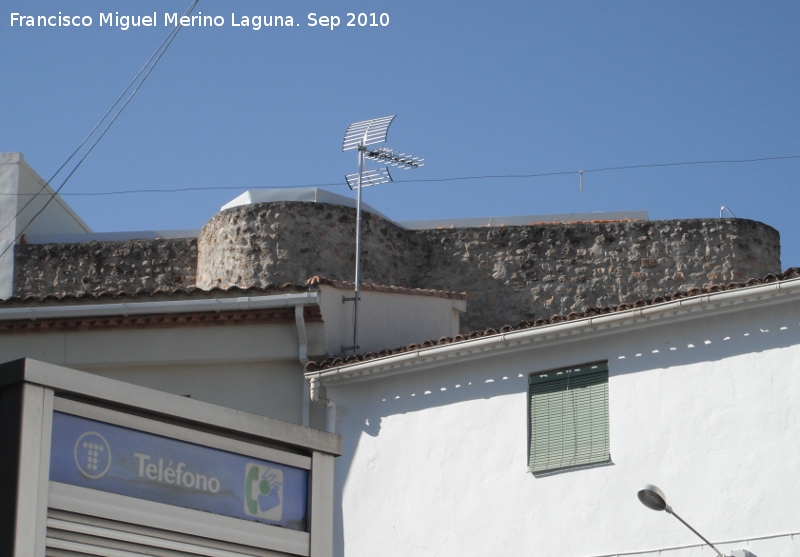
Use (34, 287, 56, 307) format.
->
(3, 151, 795, 556)
(0, 153, 91, 300)
(0, 153, 466, 430)
(306, 272, 800, 557)
(0, 278, 465, 429)
(0, 155, 469, 557)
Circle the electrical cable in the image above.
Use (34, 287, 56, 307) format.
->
(0, 0, 200, 260)
(4, 153, 797, 198)
(392, 154, 800, 184)
(0, 3, 195, 240)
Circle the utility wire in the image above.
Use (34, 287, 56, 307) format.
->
(0, 3, 196, 239)
(5, 153, 798, 197)
(0, 0, 199, 259)
(392, 154, 800, 184)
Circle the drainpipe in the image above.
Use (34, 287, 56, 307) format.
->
(309, 376, 336, 433)
(294, 305, 309, 365)
(295, 306, 312, 427)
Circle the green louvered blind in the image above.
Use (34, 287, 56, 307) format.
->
(529, 362, 610, 474)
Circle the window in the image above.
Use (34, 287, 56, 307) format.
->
(528, 362, 610, 474)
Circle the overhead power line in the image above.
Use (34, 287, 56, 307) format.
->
(392, 154, 800, 184)
(0, 0, 200, 259)
(4, 153, 798, 198)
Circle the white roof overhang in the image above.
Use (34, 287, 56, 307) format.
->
(306, 277, 800, 386)
(0, 292, 320, 321)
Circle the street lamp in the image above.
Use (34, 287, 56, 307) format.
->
(637, 484, 726, 557)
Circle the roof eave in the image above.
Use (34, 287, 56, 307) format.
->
(0, 291, 321, 322)
(306, 276, 800, 385)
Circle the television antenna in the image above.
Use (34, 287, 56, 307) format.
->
(341, 115, 424, 354)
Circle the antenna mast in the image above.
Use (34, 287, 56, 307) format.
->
(341, 116, 424, 354)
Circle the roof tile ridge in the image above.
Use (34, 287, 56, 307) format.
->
(304, 268, 798, 373)
(2, 282, 317, 305)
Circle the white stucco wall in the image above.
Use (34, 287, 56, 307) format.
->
(15, 154, 91, 236)
(0, 323, 309, 424)
(0, 154, 24, 300)
(317, 285, 465, 356)
(327, 297, 800, 557)
(0, 287, 464, 427)
(0, 152, 91, 299)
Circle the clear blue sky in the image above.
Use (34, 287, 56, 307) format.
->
(2, 1, 799, 268)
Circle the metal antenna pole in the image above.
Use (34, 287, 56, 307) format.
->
(340, 115, 423, 355)
(353, 144, 365, 352)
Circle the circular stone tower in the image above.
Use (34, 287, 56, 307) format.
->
(196, 201, 415, 290)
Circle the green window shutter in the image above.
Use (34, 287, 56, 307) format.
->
(529, 362, 609, 474)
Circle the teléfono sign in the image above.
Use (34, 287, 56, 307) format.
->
(50, 412, 309, 531)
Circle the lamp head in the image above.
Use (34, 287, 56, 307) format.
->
(638, 484, 669, 512)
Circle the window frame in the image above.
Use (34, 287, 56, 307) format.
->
(528, 361, 611, 475)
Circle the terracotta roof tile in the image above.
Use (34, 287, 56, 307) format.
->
(2, 276, 466, 306)
(2, 284, 309, 305)
(305, 276, 467, 301)
(305, 267, 800, 373)
(0, 306, 324, 334)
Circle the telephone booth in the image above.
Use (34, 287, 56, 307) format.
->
(0, 358, 340, 557)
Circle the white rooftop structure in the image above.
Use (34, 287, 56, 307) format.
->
(221, 188, 391, 219)
(0, 153, 92, 299)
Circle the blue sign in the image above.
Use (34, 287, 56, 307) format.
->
(49, 412, 308, 531)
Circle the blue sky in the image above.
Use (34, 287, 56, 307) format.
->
(2, 1, 799, 267)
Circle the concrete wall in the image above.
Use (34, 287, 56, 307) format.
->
(326, 296, 800, 557)
(0, 285, 467, 428)
(197, 202, 781, 332)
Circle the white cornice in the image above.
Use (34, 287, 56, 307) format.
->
(0, 292, 320, 321)
(306, 277, 800, 385)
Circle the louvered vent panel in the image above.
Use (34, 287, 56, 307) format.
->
(46, 509, 288, 557)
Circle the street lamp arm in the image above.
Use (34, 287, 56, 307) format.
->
(666, 507, 726, 557)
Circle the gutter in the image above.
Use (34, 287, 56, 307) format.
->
(0, 291, 324, 429)
(0, 292, 320, 321)
(306, 276, 800, 384)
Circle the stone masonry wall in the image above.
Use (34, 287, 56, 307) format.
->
(197, 202, 781, 332)
(10, 201, 780, 333)
(197, 202, 418, 289)
(14, 238, 197, 298)
(413, 219, 780, 331)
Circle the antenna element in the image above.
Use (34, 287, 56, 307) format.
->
(341, 116, 424, 354)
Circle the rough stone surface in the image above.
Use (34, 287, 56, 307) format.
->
(11, 201, 781, 333)
(197, 202, 417, 290)
(413, 219, 780, 331)
(197, 202, 781, 332)
(14, 238, 197, 297)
